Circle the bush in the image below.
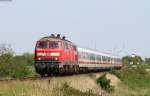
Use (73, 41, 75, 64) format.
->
(112, 65, 150, 91)
(136, 65, 147, 75)
(62, 82, 98, 96)
(111, 70, 121, 78)
(0, 53, 14, 77)
(96, 74, 114, 93)
(0, 53, 31, 78)
(10, 60, 31, 78)
(14, 53, 34, 66)
(0, 44, 32, 78)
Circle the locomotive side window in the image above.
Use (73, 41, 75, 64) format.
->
(69, 45, 72, 50)
(68, 44, 72, 50)
(38, 41, 47, 48)
(62, 42, 66, 50)
(49, 41, 58, 48)
(60, 42, 63, 49)
(64, 42, 68, 49)
(73, 46, 77, 51)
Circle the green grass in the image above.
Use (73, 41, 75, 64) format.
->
(112, 64, 150, 96)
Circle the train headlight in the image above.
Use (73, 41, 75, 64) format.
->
(37, 52, 46, 56)
(55, 57, 58, 60)
(38, 57, 41, 60)
(50, 52, 60, 56)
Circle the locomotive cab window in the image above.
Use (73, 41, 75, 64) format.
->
(38, 41, 47, 48)
(49, 41, 58, 48)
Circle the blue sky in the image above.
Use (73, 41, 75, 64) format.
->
(0, 0, 150, 57)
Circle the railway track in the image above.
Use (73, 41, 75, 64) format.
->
(0, 76, 51, 82)
(0, 71, 109, 82)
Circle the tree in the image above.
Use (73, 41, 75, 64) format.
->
(22, 53, 34, 66)
(14, 53, 34, 66)
(10, 57, 31, 78)
(0, 44, 14, 77)
(122, 55, 143, 66)
(0, 53, 14, 77)
(145, 58, 150, 64)
(0, 44, 13, 55)
(0, 44, 31, 78)
(134, 56, 143, 64)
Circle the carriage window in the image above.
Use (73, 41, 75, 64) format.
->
(79, 52, 84, 59)
(98, 55, 101, 61)
(38, 41, 47, 48)
(102, 56, 107, 61)
(91, 54, 95, 60)
(108, 57, 111, 62)
(49, 41, 58, 48)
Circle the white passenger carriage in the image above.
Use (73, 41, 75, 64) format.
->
(77, 47, 122, 70)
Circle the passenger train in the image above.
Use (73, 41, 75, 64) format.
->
(34, 34, 122, 76)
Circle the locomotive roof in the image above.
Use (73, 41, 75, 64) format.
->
(39, 36, 75, 45)
(77, 47, 120, 59)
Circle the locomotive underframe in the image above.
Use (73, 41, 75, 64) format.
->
(35, 60, 80, 76)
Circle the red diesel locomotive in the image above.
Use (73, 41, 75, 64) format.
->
(34, 34, 122, 76)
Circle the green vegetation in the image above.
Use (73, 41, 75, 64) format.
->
(0, 75, 102, 96)
(145, 58, 150, 65)
(96, 74, 114, 93)
(111, 55, 150, 96)
(60, 82, 99, 96)
(0, 44, 34, 78)
(0, 54, 32, 78)
(113, 66, 148, 87)
(122, 55, 143, 66)
(14, 53, 34, 66)
(112, 64, 150, 96)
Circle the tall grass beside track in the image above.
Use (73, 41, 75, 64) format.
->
(0, 74, 104, 96)
(112, 64, 150, 96)
(0, 64, 150, 96)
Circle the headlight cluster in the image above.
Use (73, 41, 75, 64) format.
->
(37, 52, 60, 56)
(50, 52, 60, 56)
(37, 52, 47, 56)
